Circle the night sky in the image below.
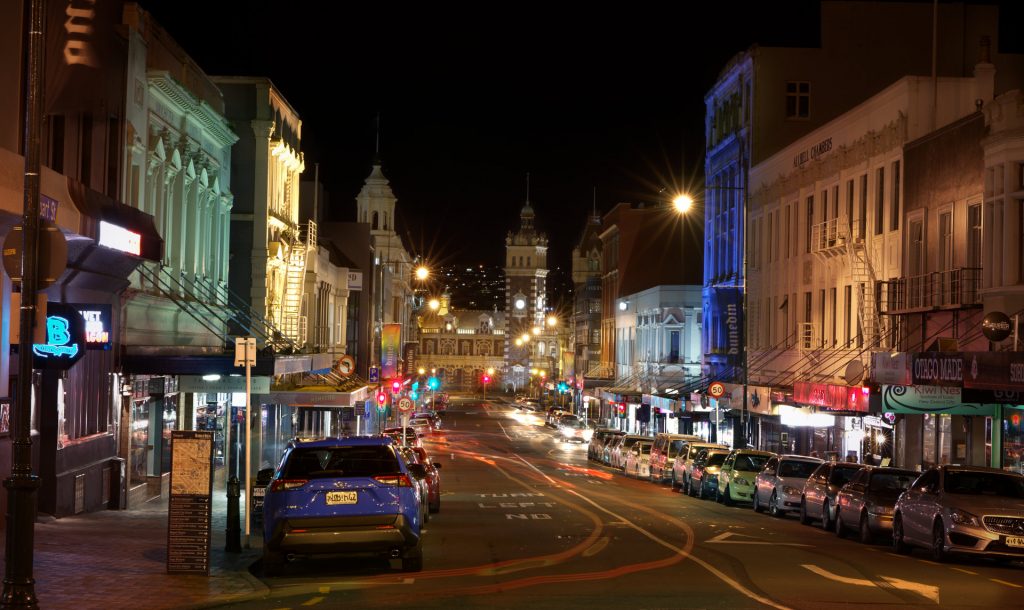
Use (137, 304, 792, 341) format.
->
(137, 1, 1016, 279)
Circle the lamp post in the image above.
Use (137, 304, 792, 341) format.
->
(675, 182, 747, 448)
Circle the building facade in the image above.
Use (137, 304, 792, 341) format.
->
(417, 295, 505, 391)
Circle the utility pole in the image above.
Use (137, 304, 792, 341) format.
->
(3, 1, 44, 606)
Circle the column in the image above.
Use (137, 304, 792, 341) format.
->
(250, 120, 274, 322)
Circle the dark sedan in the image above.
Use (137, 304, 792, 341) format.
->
(834, 466, 918, 543)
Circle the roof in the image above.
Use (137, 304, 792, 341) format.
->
(291, 437, 394, 448)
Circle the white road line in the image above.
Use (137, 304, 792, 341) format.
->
(950, 567, 976, 575)
(514, 455, 793, 610)
(706, 531, 811, 547)
(801, 564, 940, 604)
(991, 578, 1023, 589)
(497, 422, 514, 441)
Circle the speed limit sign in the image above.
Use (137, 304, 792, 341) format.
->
(708, 382, 726, 398)
(397, 397, 414, 412)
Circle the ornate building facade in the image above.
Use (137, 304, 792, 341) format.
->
(417, 295, 505, 390)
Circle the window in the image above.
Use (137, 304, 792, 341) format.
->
(591, 329, 600, 344)
(822, 189, 829, 222)
(767, 213, 773, 263)
(846, 179, 854, 237)
(890, 161, 901, 231)
(803, 292, 812, 349)
(858, 174, 868, 239)
(80, 113, 93, 186)
(47, 114, 65, 173)
(819, 289, 826, 348)
(805, 195, 814, 253)
(909, 218, 924, 276)
(786, 81, 810, 119)
(844, 285, 852, 348)
(784, 205, 791, 259)
(967, 203, 982, 269)
(939, 211, 953, 271)
(874, 167, 885, 235)
(669, 330, 680, 363)
(830, 287, 837, 346)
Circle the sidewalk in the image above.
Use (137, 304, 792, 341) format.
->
(0, 491, 267, 610)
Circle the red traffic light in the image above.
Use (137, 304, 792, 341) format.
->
(376, 391, 387, 406)
(482, 375, 491, 384)
(391, 380, 402, 393)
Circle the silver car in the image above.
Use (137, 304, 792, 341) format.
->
(753, 455, 822, 517)
(799, 461, 863, 530)
(893, 465, 1024, 561)
(834, 466, 918, 543)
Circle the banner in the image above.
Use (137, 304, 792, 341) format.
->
(911, 352, 964, 387)
(962, 352, 1024, 391)
(381, 323, 401, 379)
(881, 385, 996, 416)
(711, 287, 743, 367)
(871, 352, 911, 385)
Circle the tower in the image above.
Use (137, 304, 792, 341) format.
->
(504, 195, 550, 390)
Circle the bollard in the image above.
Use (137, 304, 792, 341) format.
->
(226, 476, 241, 553)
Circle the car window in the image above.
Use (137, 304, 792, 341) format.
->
(734, 454, 769, 472)
(944, 470, 1024, 498)
(706, 453, 728, 467)
(779, 460, 819, 479)
(912, 469, 939, 492)
(284, 446, 399, 478)
(829, 466, 862, 487)
(809, 463, 827, 483)
(868, 472, 915, 492)
(668, 440, 686, 457)
(763, 457, 778, 474)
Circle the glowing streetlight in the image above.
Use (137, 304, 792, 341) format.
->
(486, 367, 494, 375)
(520, 333, 530, 343)
(673, 193, 694, 215)
(418, 367, 426, 375)
(546, 315, 557, 327)
(531, 326, 541, 336)
(428, 298, 440, 311)
(415, 265, 430, 281)
(515, 338, 523, 346)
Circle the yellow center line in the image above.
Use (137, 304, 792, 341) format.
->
(991, 578, 1023, 589)
(950, 567, 976, 575)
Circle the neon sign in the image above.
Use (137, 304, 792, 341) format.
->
(98, 221, 141, 256)
(33, 316, 79, 358)
(72, 304, 112, 350)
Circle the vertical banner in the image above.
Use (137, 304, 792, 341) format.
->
(713, 287, 744, 367)
(381, 323, 401, 379)
(403, 342, 418, 377)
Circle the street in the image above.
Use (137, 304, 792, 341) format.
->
(222, 397, 1024, 609)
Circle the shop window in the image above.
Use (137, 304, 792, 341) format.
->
(1004, 408, 1023, 474)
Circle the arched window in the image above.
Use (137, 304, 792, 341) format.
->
(372, 211, 379, 230)
(538, 342, 546, 356)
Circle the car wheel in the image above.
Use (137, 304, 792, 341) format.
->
(722, 485, 734, 507)
(696, 480, 704, 499)
(670, 472, 678, 491)
(820, 500, 833, 531)
(892, 514, 911, 555)
(262, 548, 285, 577)
(858, 511, 872, 544)
(769, 491, 780, 518)
(834, 508, 846, 538)
(684, 476, 691, 496)
(752, 490, 763, 513)
(402, 547, 423, 572)
(931, 520, 948, 562)
(799, 497, 811, 525)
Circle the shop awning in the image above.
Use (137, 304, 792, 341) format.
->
(66, 179, 163, 262)
(264, 386, 371, 407)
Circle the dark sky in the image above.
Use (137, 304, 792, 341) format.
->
(137, 1, 1017, 276)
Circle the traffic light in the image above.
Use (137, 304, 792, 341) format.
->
(391, 379, 402, 393)
(376, 391, 387, 408)
(616, 402, 626, 418)
(482, 374, 491, 384)
(427, 376, 440, 391)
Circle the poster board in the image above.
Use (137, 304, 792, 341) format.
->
(166, 430, 214, 575)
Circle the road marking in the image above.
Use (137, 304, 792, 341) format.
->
(706, 531, 811, 547)
(498, 422, 514, 441)
(302, 597, 324, 606)
(318, 586, 330, 594)
(917, 559, 941, 566)
(801, 564, 939, 604)
(582, 537, 609, 557)
(991, 578, 1023, 589)
(515, 455, 793, 610)
(950, 567, 976, 575)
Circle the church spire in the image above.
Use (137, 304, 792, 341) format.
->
(373, 112, 382, 165)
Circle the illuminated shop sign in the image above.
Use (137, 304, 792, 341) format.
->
(98, 220, 141, 256)
(32, 302, 86, 370)
(71, 303, 112, 350)
(793, 381, 869, 412)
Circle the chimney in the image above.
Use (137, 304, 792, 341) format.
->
(974, 35, 996, 105)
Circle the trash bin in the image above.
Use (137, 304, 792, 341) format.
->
(108, 457, 126, 510)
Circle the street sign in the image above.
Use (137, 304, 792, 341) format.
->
(2, 220, 68, 288)
(397, 397, 413, 412)
(336, 354, 355, 377)
(708, 381, 726, 398)
(369, 366, 380, 382)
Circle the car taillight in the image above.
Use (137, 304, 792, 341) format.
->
(270, 479, 308, 492)
(373, 474, 413, 487)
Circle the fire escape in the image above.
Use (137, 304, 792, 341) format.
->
(280, 221, 316, 345)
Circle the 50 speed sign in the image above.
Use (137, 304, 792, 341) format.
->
(397, 397, 414, 412)
(708, 382, 726, 398)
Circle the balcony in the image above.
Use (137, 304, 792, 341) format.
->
(879, 268, 982, 314)
(810, 218, 847, 258)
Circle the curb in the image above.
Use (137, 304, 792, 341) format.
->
(179, 560, 269, 610)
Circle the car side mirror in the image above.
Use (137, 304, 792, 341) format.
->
(256, 467, 274, 485)
(433, 462, 442, 469)
(408, 464, 426, 477)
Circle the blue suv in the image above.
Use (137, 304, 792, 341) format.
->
(262, 437, 423, 574)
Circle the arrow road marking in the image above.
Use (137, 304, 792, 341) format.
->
(707, 531, 812, 547)
(802, 564, 940, 604)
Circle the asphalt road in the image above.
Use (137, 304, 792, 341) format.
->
(221, 396, 1024, 609)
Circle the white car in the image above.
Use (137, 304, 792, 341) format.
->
(610, 435, 648, 470)
(753, 455, 822, 516)
(672, 441, 729, 493)
(624, 440, 653, 479)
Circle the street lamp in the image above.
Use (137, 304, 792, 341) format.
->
(415, 265, 429, 281)
(673, 193, 694, 215)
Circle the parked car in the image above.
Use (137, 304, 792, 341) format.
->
(672, 441, 730, 493)
(409, 446, 442, 514)
(717, 449, 775, 505)
(799, 461, 863, 530)
(834, 466, 917, 543)
(648, 433, 703, 484)
(407, 417, 434, 436)
(753, 455, 823, 517)
(382, 427, 423, 448)
(690, 449, 730, 499)
(546, 409, 571, 428)
(261, 437, 423, 575)
(558, 418, 593, 444)
(589, 429, 624, 462)
(610, 435, 649, 470)
(412, 412, 441, 430)
(602, 434, 626, 466)
(893, 465, 1024, 561)
(397, 446, 432, 524)
(624, 440, 653, 479)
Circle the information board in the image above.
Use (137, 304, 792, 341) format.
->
(166, 430, 214, 575)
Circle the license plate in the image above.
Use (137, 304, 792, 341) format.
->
(326, 491, 357, 505)
(1007, 536, 1024, 548)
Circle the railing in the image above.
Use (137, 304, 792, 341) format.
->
(878, 268, 982, 313)
(810, 218, 843, 253)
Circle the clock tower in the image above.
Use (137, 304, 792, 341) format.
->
(503, 199, 550, 390)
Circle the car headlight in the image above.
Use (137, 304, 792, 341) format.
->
(867, 505, 893, 516)
(583, 430, 594, 441)
(782, 486, 801, 496)
(560, 426, 572, 436)
(949, 508, 980, 527)
(734, 476, 750, 487)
